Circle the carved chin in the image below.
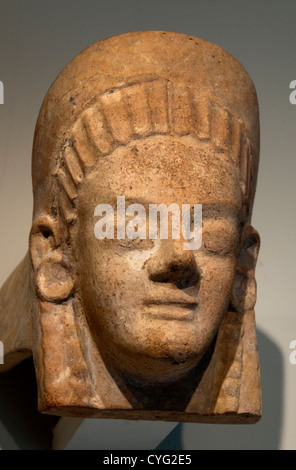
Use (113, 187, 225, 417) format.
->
(97, 329, 211, 385)
(119, 351, 206, 385)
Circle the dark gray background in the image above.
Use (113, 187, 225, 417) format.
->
(0, 0, 295, 449)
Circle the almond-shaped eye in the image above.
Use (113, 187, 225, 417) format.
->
(202, 219, 240, 256)
(115, 238, 155, 251)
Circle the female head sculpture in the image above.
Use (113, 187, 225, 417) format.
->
(0, 31, 261, 423)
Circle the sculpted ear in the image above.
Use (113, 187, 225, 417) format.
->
(30, 215, 75, 302)
(230, 224, 260, 313)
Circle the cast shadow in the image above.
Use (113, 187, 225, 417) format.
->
(156, 328, 283, 450)
(0, 327, 283, 450)
(0, 358, 53, 449)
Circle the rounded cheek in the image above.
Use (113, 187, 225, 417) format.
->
(82, 249, 147, 323)
(197, 255, 237, 318)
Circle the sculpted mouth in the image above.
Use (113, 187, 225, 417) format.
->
(143, 283, 199, 320)
(144, 285, 198, 306)
(143, 293, 198, 320)
(145, 299, 197, 308)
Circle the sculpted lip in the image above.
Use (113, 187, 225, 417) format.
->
(143, 294, 198, 320)
(144, 286, 198, 306)
(145, 299, 198, 307)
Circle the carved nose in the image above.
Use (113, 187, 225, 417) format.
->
(147, 240, 200, 289)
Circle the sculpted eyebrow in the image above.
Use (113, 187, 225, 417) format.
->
(107, 200, 241, 218)
(201, 203, 241, 221)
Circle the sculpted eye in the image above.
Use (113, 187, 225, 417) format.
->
(202, 219, 240, 256)
(115, 238, 155, 251)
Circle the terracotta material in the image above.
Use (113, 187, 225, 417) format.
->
(0, 31, 261, 423)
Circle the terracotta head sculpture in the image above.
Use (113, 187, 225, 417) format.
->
(0, 31, 261, 423)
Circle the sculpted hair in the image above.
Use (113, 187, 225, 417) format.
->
(53, 78, 258, 248)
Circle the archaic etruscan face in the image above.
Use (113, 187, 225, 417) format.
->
(0, 31, 261, 421)
(76, 135, 244, 384)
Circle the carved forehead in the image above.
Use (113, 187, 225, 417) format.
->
(78, 136, 243, 221)
(82, 135, 241, 201)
